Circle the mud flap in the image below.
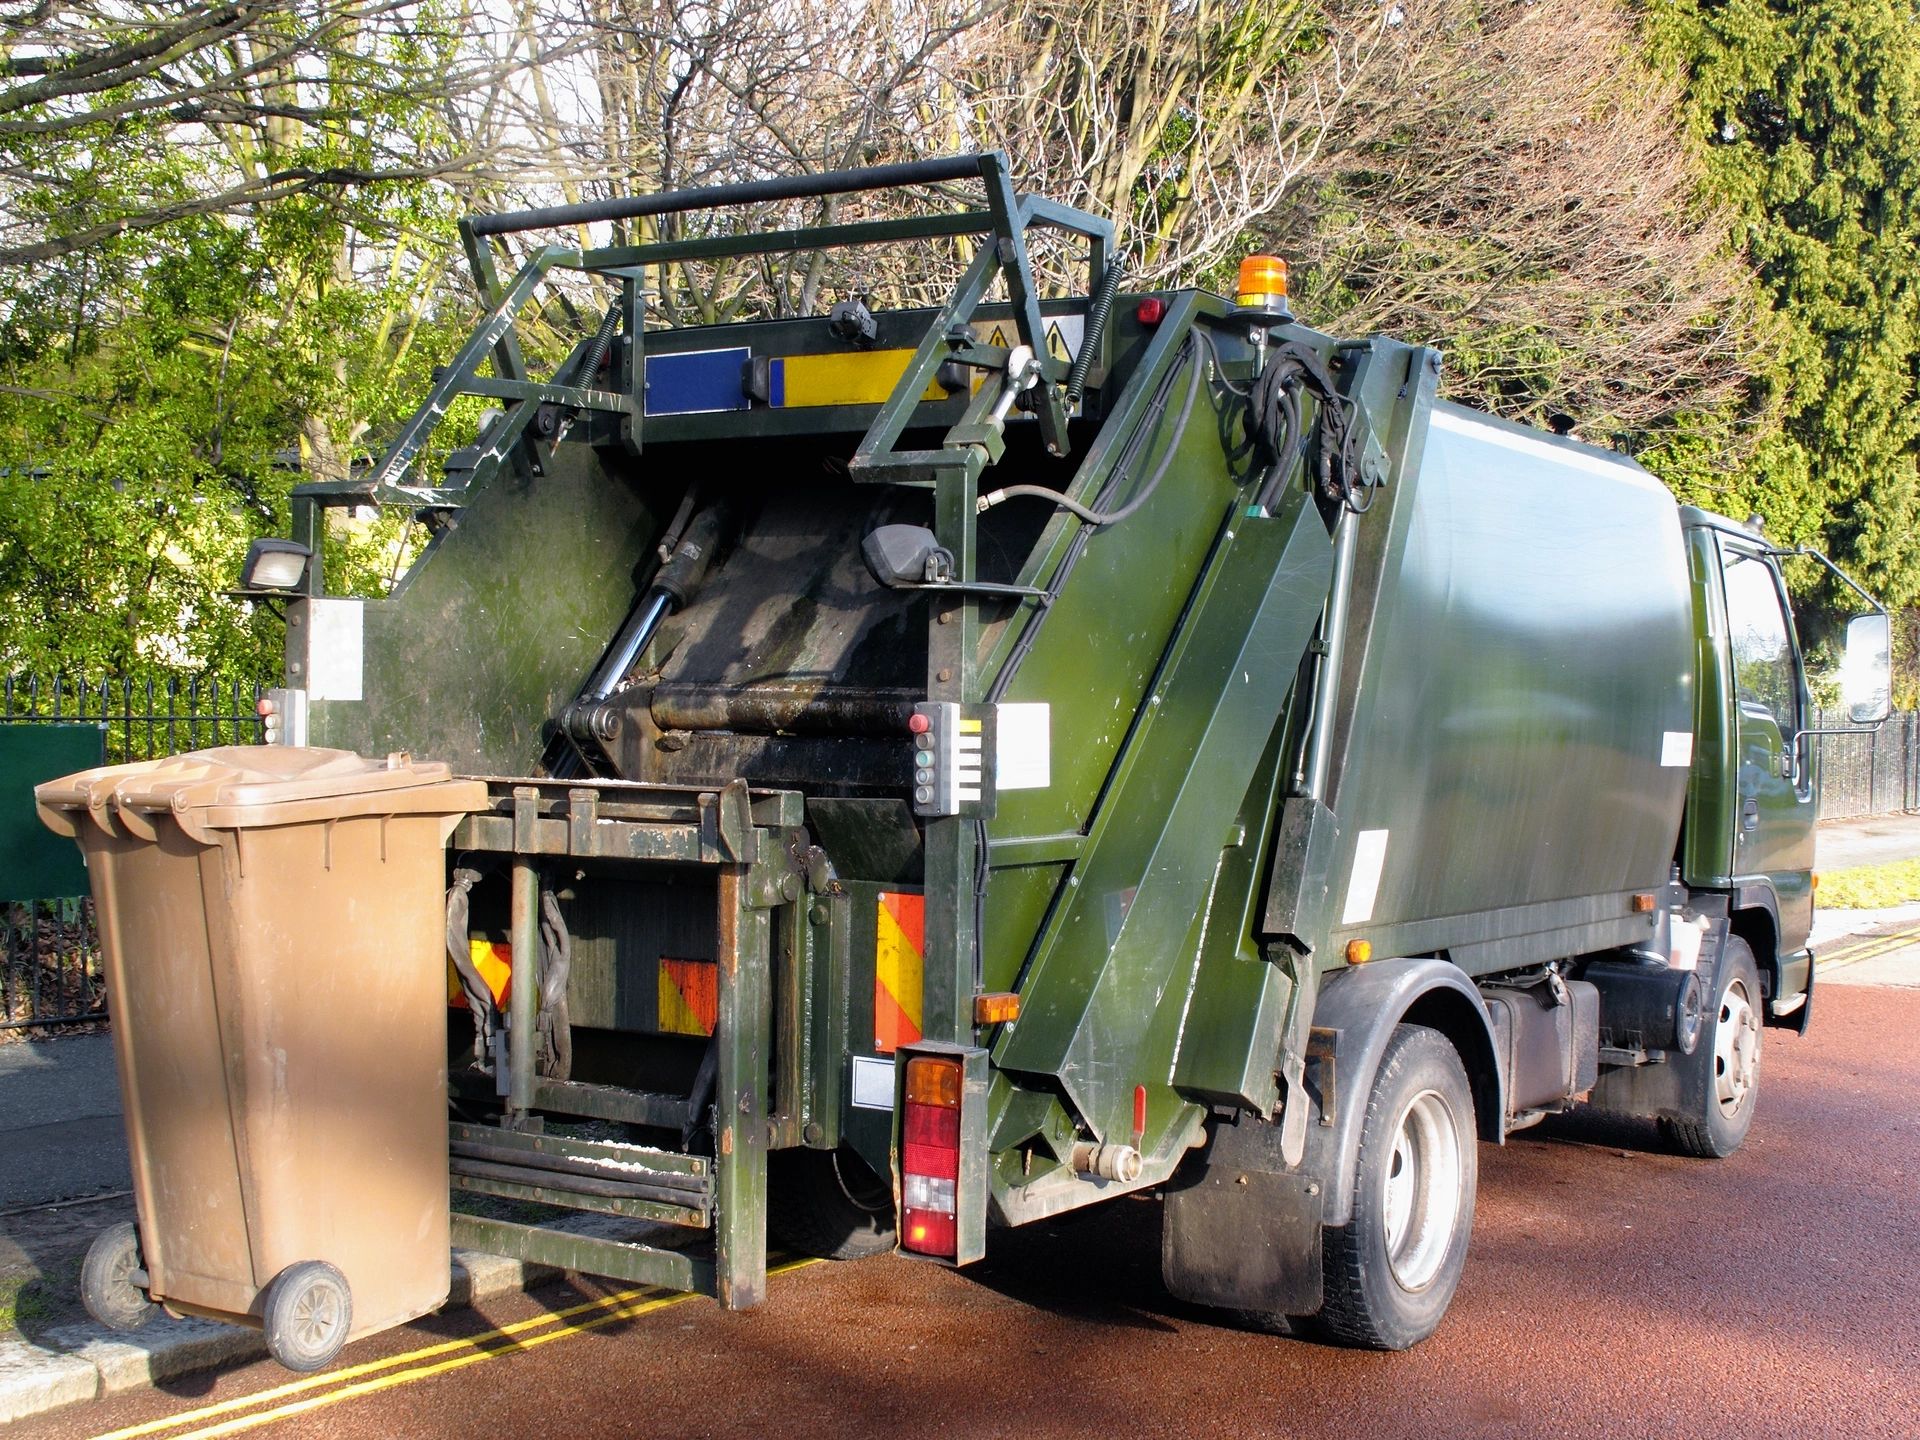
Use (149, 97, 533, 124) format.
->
(1161, 1110, 1324, 1316)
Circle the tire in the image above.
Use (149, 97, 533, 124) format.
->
(262, 1261, 353, 1373)
(81, 1222, 158, 1333)
(1316, 1024, 1478, 1351)
(1660, 936, 1763, 1159)
(767, 1145, 896, 1260)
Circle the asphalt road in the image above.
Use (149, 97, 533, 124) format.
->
(0, 1034, 127, 1211)
(20, 980, 1917, 1440)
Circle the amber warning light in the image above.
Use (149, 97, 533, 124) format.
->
(1236, 254, 1290, 316)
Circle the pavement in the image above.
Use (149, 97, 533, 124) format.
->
(0, 806, 1914, 1430)
(1814, 808, 1920, 870)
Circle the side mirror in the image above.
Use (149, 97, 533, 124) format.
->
(1841, 612, 1892, 725)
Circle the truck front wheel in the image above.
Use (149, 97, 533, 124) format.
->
(1660, 936, 1763, 1159)
(1315, 1024, 1477, 1351)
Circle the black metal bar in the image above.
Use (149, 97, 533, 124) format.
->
(575, 211, 994, 271)
(469, 154, 992, 237)
(449, 1138, 708, 1195)
(450, 1155, 704, 1208)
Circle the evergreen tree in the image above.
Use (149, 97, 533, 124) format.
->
(1650, 0, 1920, 664)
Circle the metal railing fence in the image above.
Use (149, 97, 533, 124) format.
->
(2, 679, 1914, 1030)
(4, 672, 265, 1030)
(3, 672, 265, 762)
(1814, 707, 1920, 822)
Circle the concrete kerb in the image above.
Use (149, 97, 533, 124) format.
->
(0, 1214, 672, 1427)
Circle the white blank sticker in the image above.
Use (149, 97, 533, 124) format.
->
(306, 598, 364, 702)
(1343, 829, 1391, 926)
(996, 702, 1051, 791)
(850, 1056, 894, 1110)
(1661, 731, 1694, 767)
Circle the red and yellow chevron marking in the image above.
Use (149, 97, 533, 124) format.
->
(658, 956, 718, 1036)
(875, 891, 925, 1054)
(448, 939, 512, 1008)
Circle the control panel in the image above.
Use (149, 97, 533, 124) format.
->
(910, 702, 997, 818)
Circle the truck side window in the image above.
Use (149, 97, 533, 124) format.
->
(1722, 549, 1798, 737)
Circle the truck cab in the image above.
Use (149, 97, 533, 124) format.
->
(1678, 506, 1893, 1028)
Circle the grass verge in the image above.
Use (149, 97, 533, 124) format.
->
(1820, 857, 1920, 909)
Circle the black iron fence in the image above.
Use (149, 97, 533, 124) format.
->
(1815, 707, 1920, 821)
(3, 672, 265, 762)
(2, 677, 1914, 1031)
(3, 672, 265, 1031)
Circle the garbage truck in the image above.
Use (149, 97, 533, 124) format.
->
(47, 152, 1894, 1366)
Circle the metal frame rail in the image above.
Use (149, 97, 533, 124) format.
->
(284, 152, 1114, 595)
(447, 776, 805, 1309)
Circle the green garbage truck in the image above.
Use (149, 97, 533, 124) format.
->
(67, 153, 1895, 1363)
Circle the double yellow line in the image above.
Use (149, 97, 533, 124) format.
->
(89, 1260, 817, 1440)
(1817, 927, 1920, 973)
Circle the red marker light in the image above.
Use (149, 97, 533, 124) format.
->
(908, 712, 931, 734)
(1136, 297, 1166, 325)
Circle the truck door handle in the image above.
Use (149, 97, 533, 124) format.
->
(1741, 798, 1759, 831)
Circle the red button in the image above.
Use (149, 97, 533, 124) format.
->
(908, 713, 931, 734)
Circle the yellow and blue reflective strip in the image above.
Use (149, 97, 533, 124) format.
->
(643, 346, 950, 416)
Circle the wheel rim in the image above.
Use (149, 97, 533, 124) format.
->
(1714, 976, 1761, 1117)
(291, 1282, 344, 1353)
(1380, 1088, 1464, 1293)
(107, 1242, 140, 1294)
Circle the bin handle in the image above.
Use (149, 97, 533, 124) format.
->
(35, 802, 80, 840)
(110, 795, 162, 843)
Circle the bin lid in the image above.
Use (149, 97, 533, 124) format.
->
(36, 746, 488, 833)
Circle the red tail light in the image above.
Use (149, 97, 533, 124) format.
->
(900, 1055, 962, 1257)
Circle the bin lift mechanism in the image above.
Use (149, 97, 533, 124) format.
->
(280, 152, 1374, 1312)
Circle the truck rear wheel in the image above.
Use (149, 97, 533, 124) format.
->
(767, 1145, 896, 1260)
(1315, 1024, 1477, 1351)
(1660, 936, 1763, 1159)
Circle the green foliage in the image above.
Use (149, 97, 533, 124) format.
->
(0, 7, 482, 680)
(1648, 0, 1920, 617)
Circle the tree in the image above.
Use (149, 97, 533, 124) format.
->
(1650, 0, 1920, 676)
(1254, 0, 1769, 458)
(0, 2, 536, 676)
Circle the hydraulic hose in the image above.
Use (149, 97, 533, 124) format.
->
(1245, 340, 1369, 515)
(977, 332, 1204, 528)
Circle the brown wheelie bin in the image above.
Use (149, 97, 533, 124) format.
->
(37, 746, 485, 1371)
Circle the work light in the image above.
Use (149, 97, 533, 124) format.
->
(237, 539, 313, 594)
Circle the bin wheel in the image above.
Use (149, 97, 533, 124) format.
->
(81, 1222, 158, 1332)
(263, 1261, 353, 1372)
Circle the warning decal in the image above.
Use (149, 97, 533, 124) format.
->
(658, 956, 719, 1037)
(875, 891, 926, 1055)
(450, 938, 512, 1008)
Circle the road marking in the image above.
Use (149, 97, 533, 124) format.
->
(88, 1259, 818, 1440)
(1817, 927, 1920, 973)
